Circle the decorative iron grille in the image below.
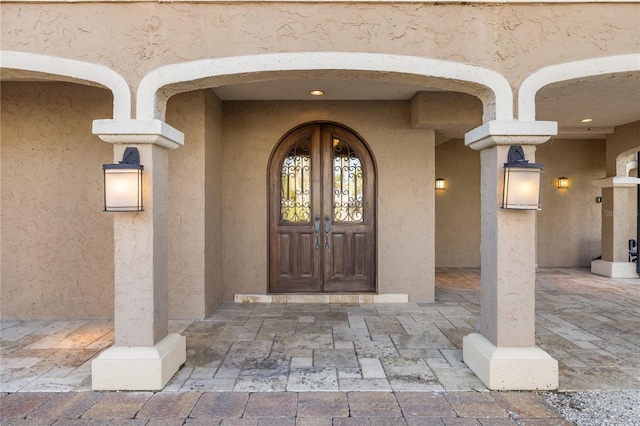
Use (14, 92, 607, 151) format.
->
(333, 138, 364, 222)
(280, 137, 311, 222)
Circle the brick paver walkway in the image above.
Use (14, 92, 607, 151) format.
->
(1, 390, 571, 425)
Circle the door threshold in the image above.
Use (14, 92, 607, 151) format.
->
(234, 293, 408, 304)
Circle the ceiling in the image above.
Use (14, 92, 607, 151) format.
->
(214, 72, 640, 141)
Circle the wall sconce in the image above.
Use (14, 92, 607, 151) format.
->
(103, 147, 144, 212)
(502, 146, 543, 210)
(435, 178, 446, 190)
(557, 177, 569, 189)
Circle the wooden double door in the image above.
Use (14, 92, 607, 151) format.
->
(269, 123, 376, 293)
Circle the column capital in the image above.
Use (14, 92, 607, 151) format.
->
(593, 176, 640, 188)
(465, 120, 557, 151)
(93, 119, 184, 150)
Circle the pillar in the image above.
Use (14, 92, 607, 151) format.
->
(591, 176, 640, 278)
(91, 119, 186, 390)
(462, 121, 559, 391)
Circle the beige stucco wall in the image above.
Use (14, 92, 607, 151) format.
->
(434, 138, 605, 268)
(1, 3, 638, 91)
(0, 85, 222, 320)
(221, 101, 435, 302)
(606, 121, 640, 176)
(536, 139, 605, 267)
(204, 90, 225, 317)
(165, 89, 224, 319)
(165, 92, 207, 318)
(1, 82, 114, 319)
(435, 139, 481, 267)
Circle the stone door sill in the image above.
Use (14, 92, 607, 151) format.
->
(234, 293, 408, 304)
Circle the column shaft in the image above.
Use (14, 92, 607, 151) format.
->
(113, 143, 169, 347)
(479, 145, 536, 348)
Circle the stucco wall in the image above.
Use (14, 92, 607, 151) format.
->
(165, 91, 207, 318)
(435, 139, 481, 267)
(1, 82, 114, 319)
(1, 3, 637, 90)
(204, 90, 224, 316)
(221, 101, 435, 302)
(606, 121, 640, 175)
(536, 139, 605, 267)
(434, 138, 605, 268)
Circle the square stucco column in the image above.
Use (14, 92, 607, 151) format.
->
(591, 176, 640, 278)
(91, 119, 187, 391)
(462, 121, 559, 391)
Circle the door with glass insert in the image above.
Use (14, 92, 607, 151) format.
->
(269, 123, 376, 293)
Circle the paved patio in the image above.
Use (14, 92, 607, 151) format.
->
(1, 268, 639, 424)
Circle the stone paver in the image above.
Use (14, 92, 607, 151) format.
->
(296, 392, 349, 418)
(81, 392, 153, 420)
(348, 392, 402, 418)
(243, 392, 298, 418)
(1, 269, 640, 424)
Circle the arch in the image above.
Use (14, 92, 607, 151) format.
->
(518, 54, 640, 121)
(0, 51, 131, 120)
(136, 52, 513, 122)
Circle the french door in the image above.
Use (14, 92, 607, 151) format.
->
(268, 123, 376, 293)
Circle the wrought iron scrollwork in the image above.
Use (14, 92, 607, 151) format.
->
(280, 137, 311, 222)
(333, 138, 364, 222)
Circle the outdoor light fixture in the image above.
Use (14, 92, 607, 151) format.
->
(103, 147, 144, 212)
(435, 178, 446, 190)
(502, 145, 543, 210)
(557, 177, 569, 189)
(309, 90, 324, 96)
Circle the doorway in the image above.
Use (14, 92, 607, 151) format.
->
(269, 123, 376, 293)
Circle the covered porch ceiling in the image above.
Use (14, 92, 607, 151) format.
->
(214, 71, 640, 142)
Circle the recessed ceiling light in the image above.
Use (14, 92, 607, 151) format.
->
(310, 90, 324, 96)
(580, 118, 593, 123)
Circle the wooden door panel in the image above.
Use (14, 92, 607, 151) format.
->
(353, 233, 367, 276)
(297, 232, 315, 277)
(278, 233, 291, 276)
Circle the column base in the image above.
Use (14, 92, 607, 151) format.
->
(92, 333, 186, 391)
(463, 333, 558, 391)
(591, 259, 639, 278)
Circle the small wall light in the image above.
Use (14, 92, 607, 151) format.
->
(557, 177, 569, 189)
(435, 178, 446, 190)
(103, 147, 144, 212)
(502, 145, 543, 210)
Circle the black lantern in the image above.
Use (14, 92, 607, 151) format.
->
(103, 147, 144, 212)
(502, 146, 543, 210)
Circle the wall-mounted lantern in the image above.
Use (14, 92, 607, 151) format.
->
(435, 178, 446, 190)
(557, 177, 569, 189)
(502, 145, 543, 210)
(103, 147, 144, 212)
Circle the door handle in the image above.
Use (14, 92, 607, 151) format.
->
(314, 216, 320, 249)
(324, 216, 330, 249)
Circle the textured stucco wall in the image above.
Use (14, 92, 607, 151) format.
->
(221, 101, 435, 302)
(1, 3, 638, 90)
(165, 92, 207, 318)
(204, 90, 224, 316)
(1, 86, 222, 320)
(536, 139, 605, 267)
(1, 82, 114, 319)
(606, 121, 640, 176)
(435, 139, 481, 267)
(434, 138, 605, 268)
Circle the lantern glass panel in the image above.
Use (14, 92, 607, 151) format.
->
(104, 168, 143, 211)
(503, 167, 542, 210)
